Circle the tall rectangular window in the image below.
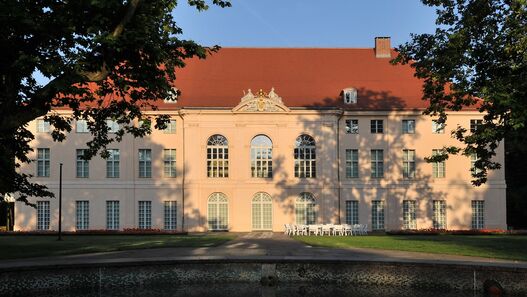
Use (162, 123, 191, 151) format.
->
(36, 201, 50, 230)
(37, 148, 50, 177)
(403, 149, 416, 179)
(76, 120, 89, 133)
(402, 119, 415, 134)
(106, 149, 120, 178)
(433, 200, 446, 229)
(163, 120, 177, 134)
(345, 119, 359, 134)
(470, 153, 481, 175)
(294, 135, 316, 178)
(471, 200, 484, 229)
(106, 119, 119, 133)
(75, 201, 89, 230)
(470, 119, 483, 133)
(36, 119, 50, 133)
(371, 200, 384, 230)
(138, 201, 152, 229)
(163, 149, 177, 177)
(106, 201, 120, 230)
(76, 149, 89, 178)
(432, 149, 446, 178)
(345, 149, 359, 178)
(371, 149, 384, 178)
(345, 200, 359, 225)
(164, 201, 177, 230)
(403, 200, 416, 229)
(139, 149, 152, 178)
(432, 120, 445, 134)
(370, 120, 384, 134)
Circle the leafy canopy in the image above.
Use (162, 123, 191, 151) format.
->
(393, 0, 527, 185)
(0, 0, 230, 205)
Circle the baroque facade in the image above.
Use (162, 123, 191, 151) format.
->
(10, 37, 507, 232)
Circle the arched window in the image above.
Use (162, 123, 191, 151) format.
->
(251, 135, 272, 178)
(294, 134, 316, 178)
(207, 135, 229, 178)
(252, 192, 273, 230)
(295, 192, 316, 225)
(207, 193, 228, 230)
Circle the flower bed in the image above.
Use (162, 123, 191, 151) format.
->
(386, 228, 527, 235)
(0, 229, 188, 236)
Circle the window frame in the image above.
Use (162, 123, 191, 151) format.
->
(295, 192, 316, 225)
(345, 119, 359, 134)
(36, 201, 50, 230)
(402, 119, 416, 134)
(37, 148, 50, 177)
(76, 120, 89, 133)
(432, 149, 446, 178)
(164, 201, 177, 230)
(138, 149, 152, 178)
(207, 134, 229, 178)
(370, 149, 384, 178)
(402, 149, 416, 179)
(345, 149, 359, 178)
(250, 135, 273, 178)
(471, 200, 484, 229)
(402, 200, 417, 230)
(36, 119, 50, 133)
(106, 149, 120, 178)
(294, 134, 316, 178)
(76, 149, 89, 178)
(371, 200, 385, 230)
(207, 192, 229, 231)
(163, 119, 177, 134)
(106, 200, 120, 230)
(138, 201, 152, 229)
(370, 120, 384, 134)
(75, 200, 89, 230)
(433, 200, 447, 229)
(345, 200, 359, 225)
(163, 149, 177, 178)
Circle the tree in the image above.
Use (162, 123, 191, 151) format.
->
(393, 0, 527, 186)
(0, 0, 231, 205)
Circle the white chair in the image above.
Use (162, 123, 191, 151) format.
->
(321, 224, 332, 236)
(308, 225, 320, 236)
(342, 224, 353, 236)
(284, 224, 293, 236)
(298, 224, 308, 236)
(361, 224, 368, 235)
(333, 225, 344, 236)
(352, 224, 361, 235)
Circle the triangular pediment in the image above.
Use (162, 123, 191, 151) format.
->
(232, 88, 290, 113)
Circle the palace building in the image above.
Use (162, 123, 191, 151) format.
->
(10, 37, 507, 232)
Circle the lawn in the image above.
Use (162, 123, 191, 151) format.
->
(294, 235, 527, 261)
(0, 234, 235, 260)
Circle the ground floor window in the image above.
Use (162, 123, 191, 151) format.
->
(75, 200, 89, 230)
(36, 201, 50, 230)
(345, 200, 359, 225)
(106, 201, 120, 230)
(164, 201, 177, 230)
(252, 192, 273, 230)
(433, 200, 446, 229)
(295, 192, 316, 225)
(403, 200, 416, 229)
(471, 200, 484, 229)
(371, 200, 384, 230)
(138, 201, 152, 229)
(208, 193, 229, 230)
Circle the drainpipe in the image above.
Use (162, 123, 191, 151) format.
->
(177, 110, 186, 233)
(336, 110, 344, 224)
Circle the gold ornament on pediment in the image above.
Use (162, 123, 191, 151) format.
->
(233, 87, 290, 113)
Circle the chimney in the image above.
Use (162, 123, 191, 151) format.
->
(375, 37, 391, 58)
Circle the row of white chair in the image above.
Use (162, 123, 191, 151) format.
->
(284, 224, 368, 236)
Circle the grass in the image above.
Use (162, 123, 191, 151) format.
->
(294, 234, 527, 261)
(0, 234, 235, 260)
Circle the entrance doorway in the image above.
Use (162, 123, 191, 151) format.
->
(252, 192, 272, 230)
(0, 202, 14, 231)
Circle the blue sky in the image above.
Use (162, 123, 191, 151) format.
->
(171, 0, 438, 47)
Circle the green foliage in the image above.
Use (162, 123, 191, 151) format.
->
(0, 0, 230, 205)
(393, 0, 527, 186)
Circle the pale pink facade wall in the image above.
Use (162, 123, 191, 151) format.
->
(15, 109, 507, 231)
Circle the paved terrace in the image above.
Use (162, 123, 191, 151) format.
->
(1, 232, 526, 270)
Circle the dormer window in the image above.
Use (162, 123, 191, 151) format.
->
(343, 88, 357, 104)
(164, 87, 179, 103)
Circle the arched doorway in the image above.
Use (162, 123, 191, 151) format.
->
(207, 193, 229, 231)
(252, 192, 272, 230)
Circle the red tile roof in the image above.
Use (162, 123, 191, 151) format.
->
(166, 48, 429, 111)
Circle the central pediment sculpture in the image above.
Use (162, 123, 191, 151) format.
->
(232, 88, 290, 112)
